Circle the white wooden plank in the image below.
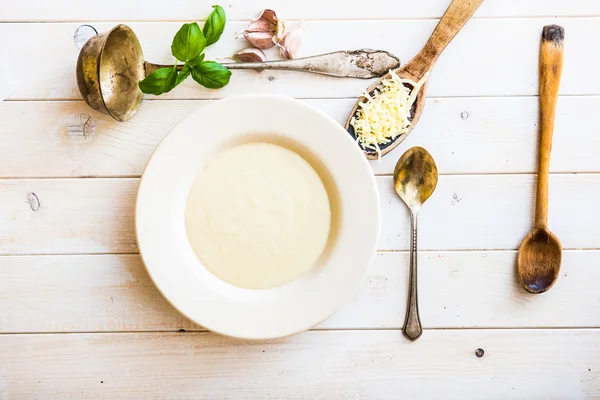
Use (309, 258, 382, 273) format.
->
(1, 251, 599, 333)
(0, 330, 598, 399)
(0, 179, 137, 254)
(1, 0, 598, 21)
(2, 18, 600, 100)
(0, 255, 199, 332)
(0, 175, 598, 254)
(2, 96, 599, 178)
(325, 250, 600, 329)
(378, 173, 600, 251)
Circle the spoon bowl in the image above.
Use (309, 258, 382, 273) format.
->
(518, 228, 562, 294)
(346, 67, 429, 160)
(393, 146, 438, 341)
(345, 0, 484, 159)
(394, 146, 438, 210)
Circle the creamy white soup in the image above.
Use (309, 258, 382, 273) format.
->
(185, 142, 331, 289)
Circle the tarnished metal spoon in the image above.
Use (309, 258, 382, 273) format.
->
(393, 146, 438, 341)
(76, 24, 400, 122)
(517, 25, 564, 294)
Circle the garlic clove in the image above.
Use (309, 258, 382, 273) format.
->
(244, 30, 277, 49)
(277, 25, 304, 59)
(246, 9, 278, 32)
(232, 48, 267, 63)
(246, 18, 275, 34)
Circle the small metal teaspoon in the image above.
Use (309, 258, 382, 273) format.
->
(393, 147, 439, 340)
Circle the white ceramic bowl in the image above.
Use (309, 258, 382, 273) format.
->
(136, 94, 380, 339)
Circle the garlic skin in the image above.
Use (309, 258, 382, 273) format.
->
(236, 9, 286, 49)
(277, 26, 304, 59)
(232, 48, 267, 63)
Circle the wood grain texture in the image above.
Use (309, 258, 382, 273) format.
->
(0, 179, 137, 254)
(1, 2, 600, 398)
(1, 174, 599, 255)
(1, 0, 599, 21)
(536, 25, 564, 229)
(3, 96, 600, 178)
(1, 251, 599, 333)
(2, 18, 600, 100)
(379, 173, 600, 251)
(1, 329, 598, 399)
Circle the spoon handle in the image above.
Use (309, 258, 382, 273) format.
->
(404, 0, 484, 78)
(403, 211, 422, 341)
(221, 50, 399, 78)
(145, 50, 400, 79)
(536, 25, 564, 229)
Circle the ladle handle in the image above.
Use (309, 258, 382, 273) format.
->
(536, 25, 564, 229)
(145, 50, 400, 79)
(403, 211, 422, 341)
(404, 0, 484, 79)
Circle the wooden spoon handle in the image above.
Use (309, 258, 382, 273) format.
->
(404, 0, 484, 79)
(536, 25, 564, 229)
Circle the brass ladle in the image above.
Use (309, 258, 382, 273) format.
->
(393, 146, 438, 340)
(517, 25, 564, 294)
(76, 24, 400, 122)
(345, 0, 484, 159)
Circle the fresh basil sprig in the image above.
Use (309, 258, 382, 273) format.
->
(139, 5, 230, 95)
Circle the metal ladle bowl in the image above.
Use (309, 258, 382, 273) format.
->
(76, 24, 400, 122)
(76, 25, 145, 122)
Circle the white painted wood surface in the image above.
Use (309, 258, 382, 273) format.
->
(2, 251, 599, 333)
(2, 330, 599, 399)
(0, 175, 598, 254)
(1, 0, 600, 398)
(3, 97, 600, 178)
(3, 18, 600, 100)
(3, 0, 600, 20)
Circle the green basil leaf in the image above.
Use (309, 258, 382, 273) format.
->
(188, 59, 231, 89)
(139, 66, 178, 95)
(175, 54, 204, 86)
(203, 5, 226, 46)
(171, 22, 205, 61)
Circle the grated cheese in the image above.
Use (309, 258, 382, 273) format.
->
(350, 72, 429, 159)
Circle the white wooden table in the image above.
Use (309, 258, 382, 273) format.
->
(1, 1, 600, 398)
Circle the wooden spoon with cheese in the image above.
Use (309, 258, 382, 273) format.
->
(345, 0, 484, 159)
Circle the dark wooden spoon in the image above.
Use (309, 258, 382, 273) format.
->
(517, 25, 565, 294)
(345, 0, 484, 159)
